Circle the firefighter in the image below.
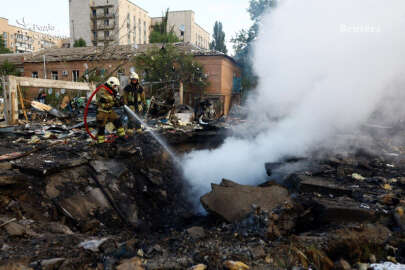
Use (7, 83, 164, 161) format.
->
(123, 72, 146, 133)
(96, 77, 126, 144)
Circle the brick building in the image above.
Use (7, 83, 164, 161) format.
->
(18, 43, 240, 114)
(23, 45, 135, 82)
(191, 53, 241, 115)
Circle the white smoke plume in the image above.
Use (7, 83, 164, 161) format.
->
(183, 0, 405, 200)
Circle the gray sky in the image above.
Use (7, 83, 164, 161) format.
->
(2, 0, 253, 54)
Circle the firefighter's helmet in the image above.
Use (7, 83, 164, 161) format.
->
(106, 77, 120, 89)
(130, 72, 139, 80)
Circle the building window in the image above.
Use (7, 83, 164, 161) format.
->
(105, 31, 110, 37)
(2, 32, 7, 47)
(32, 72, 38, 78)
(92, 9, 97, 17)
(72, 70, 80, 82)
(139, 19, 142, 42)
(93, 31, 97, 39)
(104, 8, 109, 15)
(51, 71, 58, 80)
(104, 19, 109, 26)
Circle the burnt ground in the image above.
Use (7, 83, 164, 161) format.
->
(1, 123, 405, 270)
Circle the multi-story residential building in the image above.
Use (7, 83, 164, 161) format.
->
(69, 0, 210, 49)
(0, 17, 65, 53)
(151, 10, 210, 50)
(70, 0, 151, 47)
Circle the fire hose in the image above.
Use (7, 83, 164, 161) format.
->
(84, 84, 115, 143)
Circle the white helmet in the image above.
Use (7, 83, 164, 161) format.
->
(106, 77, 120, 89)
(130, 72, 139, 80)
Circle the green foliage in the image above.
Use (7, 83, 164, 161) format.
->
(231, 0, 277, 92)
(209, 21, 227, 54)
(134, 44, 208, 97)
(0, 60, 20, 95)
(73, 38, 87, 47)
(231, 28, 258, 91)
(0, 36, 11, 54)
(248, 0, 278, 22)
(149, 30, 180, 44)
(0, 60, 20, 77)
(149, 9, 180, 44)
(81, 68, 105, 84)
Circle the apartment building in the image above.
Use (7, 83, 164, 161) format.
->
(69, 0, 210, 49)
(0, 17, 66, 53)
(151, 10, 210, 50)
(70, 0, 151, 47)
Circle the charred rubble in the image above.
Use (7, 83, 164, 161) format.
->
(1, 115, 405, 270)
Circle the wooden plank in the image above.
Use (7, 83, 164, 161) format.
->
(2, 77, 9, 122)
(179, 81, 184, 105)
(11, 92, 16, 124)
(8, 76, 18, 125)
(0, 146, 43, 161)
(13, 76, 94, 91)
(17, 84, 28, 122)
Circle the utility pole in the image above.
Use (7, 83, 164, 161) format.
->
(179, 81, 184, 105)
(43, 55, 47, 79)
(71, 20, 76, 44)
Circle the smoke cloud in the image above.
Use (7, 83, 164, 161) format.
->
(183, 0, 405, 201)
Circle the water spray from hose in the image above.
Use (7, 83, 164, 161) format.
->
(124, 105, 181, 165)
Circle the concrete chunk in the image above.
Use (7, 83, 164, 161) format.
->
(299, 175, 352, 197)
(201, 179, 291, 222)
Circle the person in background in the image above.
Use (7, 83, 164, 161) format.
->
(37, 89, 47, 104)
(123, 72, 146, 133)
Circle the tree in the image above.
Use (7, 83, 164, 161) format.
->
(73, 38, 87, 47)
(248, 0, 278, 23)
(0, 36, 11, 54)
(231, 0, 277, 92)
(0, 60, 20, 77)
(149, 9, 180, 44)
(209, 21, 227, 54)
(134, 44, 207, 99)
(0, 60, 20, 95)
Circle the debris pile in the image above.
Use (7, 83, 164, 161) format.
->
(2, 105, 405, 269)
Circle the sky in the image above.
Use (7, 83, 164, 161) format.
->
(2, 0, 253, 54)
